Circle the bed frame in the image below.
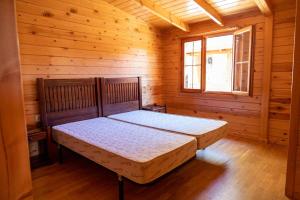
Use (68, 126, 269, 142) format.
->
(37, 78, 102, 127)
(100, 77, 142, 116)
(37, 77, 142, 126)
(37, 77, 142, 200)
(37, 78, 102, 168)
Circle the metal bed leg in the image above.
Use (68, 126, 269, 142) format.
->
(118, 175, 124, 200)
(57, 144, 63, 164)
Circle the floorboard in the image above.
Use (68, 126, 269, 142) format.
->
(32, 137, 288, 200)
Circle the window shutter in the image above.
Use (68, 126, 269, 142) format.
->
(232, 26, 254, 95)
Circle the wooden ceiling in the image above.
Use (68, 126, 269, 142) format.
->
(104, 0, 264, 30)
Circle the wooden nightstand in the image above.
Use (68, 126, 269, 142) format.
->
(142, 104, 166, 113)
(27, 128, 50, 169)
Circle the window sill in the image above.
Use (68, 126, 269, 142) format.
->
(203, 91, 234, 95)
(181, 89, 202, 93)
(179, 90, 250, 97)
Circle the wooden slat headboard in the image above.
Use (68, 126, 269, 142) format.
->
(38, 78, 102, 127)
(100, 77, 142, 116)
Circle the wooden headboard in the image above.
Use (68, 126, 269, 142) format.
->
(100, 77, 142, 116)
(37, 78, 102, 127)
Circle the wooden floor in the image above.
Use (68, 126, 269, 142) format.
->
(32, 137, 288, 200)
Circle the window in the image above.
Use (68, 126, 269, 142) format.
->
(182, 38, 202, 91)
(233, 26, 253, 94)
(206, 35, 233, 92)
(181, 26, 254, 95)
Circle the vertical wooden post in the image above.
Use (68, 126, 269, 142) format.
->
(100, 78, 107, 116)
(37, 78, 47, 128)
(138, 77, 143, 109)
(118, 175, 124, 200)
(286, 0, 300, 198)
(0, 0, 33, 199)
(46, 126, 57, 162)
(96, 77, 103, 117)
(57, 144, 63, 164)
(260, 15, 273, 143)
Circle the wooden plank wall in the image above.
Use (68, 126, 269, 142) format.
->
(16, 0, 296, 145)
(161, 0, 296, 145)
(16, 0, 164, 129)
(162, 11, 266, 142)
(269, 0, 296, 145)
(0, 0, 32, 198)
(286, 0, 300, 198)
(294, 59, 300, 195)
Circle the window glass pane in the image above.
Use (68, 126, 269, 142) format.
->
(192, 66, 201, 89)
(184, 53, 193, 65)
(235, 32, 250, 62)
(233, 27, 252, 94)
(184, 42, 193, 53)
(183, 39, 201, 90)
(194, 41, 202, 52)
(184, 66, 193, 89)
(233, 63, 249, 92)
(205, 35, 233, 92)
(193, 52, 201, 65)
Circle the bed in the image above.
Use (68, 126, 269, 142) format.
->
(52, 117, 196, 184)
(38, 77, 229, 199)
(100, 77, 228, 150)
(37, 77, 197, 200)
(108, 110, 228, 149)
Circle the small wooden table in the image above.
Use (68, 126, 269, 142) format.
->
(27, 128, 50, 169)
(142, 104, 166, 113)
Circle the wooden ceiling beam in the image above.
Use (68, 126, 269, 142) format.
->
(133, 0, 190, 31)
(254, 0, 272, 16)
(193, 0, 224, 26)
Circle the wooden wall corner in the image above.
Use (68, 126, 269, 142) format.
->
(260, 15, 274, 143)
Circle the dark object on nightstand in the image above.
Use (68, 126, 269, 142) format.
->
(142, 104, 166, 113)
(27, 128, 50, 169)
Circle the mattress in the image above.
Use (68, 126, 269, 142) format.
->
(108, 110, 228, 149)
(52, 118, 197, 184)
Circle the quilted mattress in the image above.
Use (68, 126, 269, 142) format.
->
(108, 110, 228, 149)
(52, 117, 197, 184)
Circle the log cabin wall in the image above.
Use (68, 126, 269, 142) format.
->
(16, 0, 164, 129)
(286, 0, 300, 198)
(162, 12, 266, 143)
(161, 0, 296, 145)
(269, 0, 296, 145)
(0, 0, 32, 198)
(15, 0, 296, 145)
